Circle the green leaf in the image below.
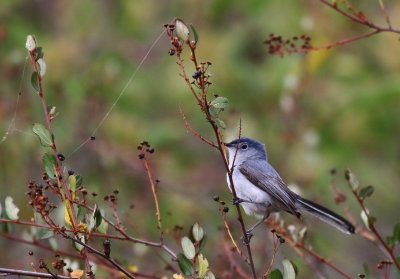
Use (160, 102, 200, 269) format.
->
(5, 196, 19, 220)
(72, 233, 85, 252)
(32, 123, 52, 147)
(181, 236, 196, 260)
(93, 204, 103, 227)
(214, 118, 226, 129)
(36, 46, 44, 60)
(192, 222, 204, 242)
(388, 223, 400, 246)
(344, 169, 359, 191)
(209, 106, 218, 119)
(37, 228, 54, 239)
(97, 209, 108, 234)
(393, 223, 400, 242)
(31, 72, 39, 92)
(359, 185, 374, 199)
(210, 97, 229, 109)
(282, 259, 296, 279)
(177, 253, 194, 275)
(42, 153, 57, 178)
(269, 269, 283, 279)
(190, 24, 199, 43)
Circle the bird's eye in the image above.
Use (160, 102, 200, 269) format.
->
(241, 144, 248, 150)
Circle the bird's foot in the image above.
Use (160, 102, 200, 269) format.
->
(232, 198, 244, 205)
(240, 231, 253, 246)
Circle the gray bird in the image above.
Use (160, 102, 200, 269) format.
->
(224, 137, 355, 239)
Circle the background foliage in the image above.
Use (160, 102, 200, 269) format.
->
(0, 1, 399, 278)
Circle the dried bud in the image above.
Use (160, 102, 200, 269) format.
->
(175, 19, 190, 42)
(25, 35, 36, 52)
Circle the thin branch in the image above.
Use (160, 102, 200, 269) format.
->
(350, 189, 400, 270)
(59, 232, 136, 279)
(141, 156, 164, 244)
(0, 267, 70, 279)
(179, 107, 218, 148)
(319, 0, 400, 32)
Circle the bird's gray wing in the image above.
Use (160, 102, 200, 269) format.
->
(239, 161, 300, 217)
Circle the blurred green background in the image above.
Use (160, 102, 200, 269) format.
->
(1, 0, 400, 278)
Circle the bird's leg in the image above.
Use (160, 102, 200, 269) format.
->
(240, 213, 269, 245)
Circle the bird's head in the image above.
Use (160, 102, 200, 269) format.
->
(224, 137, 267, 162)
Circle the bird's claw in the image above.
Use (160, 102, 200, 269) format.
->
(240, 231, 253, 245)
(232, 198, 243, 205)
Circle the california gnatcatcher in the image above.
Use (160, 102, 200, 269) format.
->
(224, 137, 355, 239)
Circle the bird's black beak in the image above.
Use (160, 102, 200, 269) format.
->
(223, 142, 233, 147)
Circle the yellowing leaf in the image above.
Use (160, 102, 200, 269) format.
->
(70, 269, 84, 279)
(173, 274, 185, 279)
(128, 265, 138, 273)
(197, 254, 209, 277)
(64, 202, 74, 227)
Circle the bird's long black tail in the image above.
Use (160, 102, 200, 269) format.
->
(296, 197, 355, 234)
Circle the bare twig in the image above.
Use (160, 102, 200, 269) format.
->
(0, 267, 70, 279)
(141, 156, 164, 244)
(179, 107, 218, 148)
(60, 232, 136, 279)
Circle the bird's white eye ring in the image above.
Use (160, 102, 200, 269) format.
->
(241, 143, 248, 150)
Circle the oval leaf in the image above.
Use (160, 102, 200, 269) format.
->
(214, 118, 226, 129)
(181, 236, 196, 260)
(359, 185, 374, 199)
(32, 123, 52, 147)
(282, 259, 296, 279)
(31, 72, 39, 92)
(190, 24, 199, 43)
(175, 19, 190, 42)
(42, 153, 57, 178)
(269, 269, 283, 279)
(197, 254, 209, 278)
(192, 222, 204, 242)
(210, 97, 229, 109)
(177, 253, 194, 276)
(5, 196, 19, 220)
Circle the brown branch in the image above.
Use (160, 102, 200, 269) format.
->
(179, 107, 218, 149)
(350, 189, 400, 270)
(141, 156, 164, 244)
(319, 0, 400, 32)
(59, 232, 136, 279)
(0, 267, 70, 279)
(219, 208, 246, 262)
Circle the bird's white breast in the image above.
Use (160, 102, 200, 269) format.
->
(226, 168, 272, 216)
